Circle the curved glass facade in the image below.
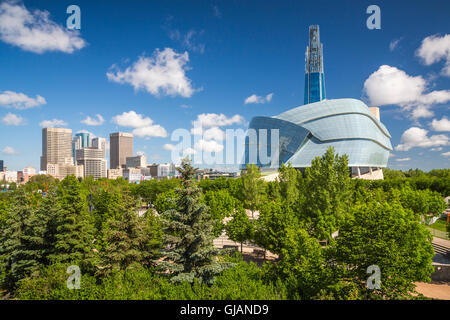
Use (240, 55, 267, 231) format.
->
(243, 98, 392, 169)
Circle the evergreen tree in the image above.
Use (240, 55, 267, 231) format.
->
(98, 191, 160, 275)
(0, 189, 45, 287)
(157, 157, 234, 285)
(49, 175, 96, 270)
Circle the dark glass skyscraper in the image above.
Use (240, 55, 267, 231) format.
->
(304, 25, 326, 105)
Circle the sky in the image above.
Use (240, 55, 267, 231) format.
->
(0, 0, 449, 171)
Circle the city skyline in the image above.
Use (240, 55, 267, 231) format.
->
(0, 0, 449, 171)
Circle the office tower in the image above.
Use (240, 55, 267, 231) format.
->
(92, 137, 106, 154)
(304, 25, 326, 105)
(0, 160, 3, 172)
(109, 132, 133, 169)
(126, 155, 146, 168)
(76, 137, 107, 180)
(40, 128, 73, 171)
(75, 132, 91, 148)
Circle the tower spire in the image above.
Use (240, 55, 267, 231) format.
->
(304, 25, 326, 104)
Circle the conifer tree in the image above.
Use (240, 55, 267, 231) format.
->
(0, 189, 45, 287)
(98, 191, 160, 275)
(157, 157, 234, 285)
(49, 175, 96, 270)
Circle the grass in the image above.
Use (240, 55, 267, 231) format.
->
(429, 217, 449, 233)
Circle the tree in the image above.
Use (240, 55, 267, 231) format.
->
(302, 147, 351, 241)
(99, 192, 160, 275)
(241, 164, 265, 218)
(0, 189, 46, 287)
(278, 163, 301, 205)
(204, 189, 237, 237)
(49, 175, 96, 270)
(328, 200, 435, 299)
(225, 207, 253, 253)
(157, 158, 234, 285)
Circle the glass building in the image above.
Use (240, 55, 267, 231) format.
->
(304, 25, 326, 104)
(242, 99, 392, 176)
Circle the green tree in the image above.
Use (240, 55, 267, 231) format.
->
(157, 158, 234, 285)
(0, 190, 45, 288)
(98, 193, 160, 275)
(302, 147, 351, 241)
(328, 200, 435, 299)
(204, 189, 236, 237)
(225, 207, 253, 253)
(49, 175, 96, 270)
(241, 164, 265, 218)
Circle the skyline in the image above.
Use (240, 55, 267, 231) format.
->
(0, 0, 449, 171)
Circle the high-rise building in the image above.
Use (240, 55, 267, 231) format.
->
(75, 132, 91, 148)
(126, 155, 146, 168)
(0, 160, 3, 172)
(304, 25, 326, 105)
(110, 132, 133, 169)
(40, 128, 73, 171)
(76, 137, 107, 180)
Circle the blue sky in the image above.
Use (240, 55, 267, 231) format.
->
(0, 0, 449, 171)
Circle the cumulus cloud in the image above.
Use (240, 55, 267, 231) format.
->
(81, 114, 105, 126)
(363, 65, 450, 119)
(112, 110, 167, 139)
(431, 147, 443, 151)
(202, 127, 225, 141)
(194, 139, 223, 153)
(244, 93, 274, 104)
(430, 116, 450, 132)
(395, 127, 449, 151)
(0, 90, 46, 109)
(107, 48, 195, 98)
(112, 111, 153, 128)
(2, 146, 18, 155)
(0, 1, 85, 53)
(1, 112, 25, 125)
(416, 34, 450, 77)
(39, 119, 67, 127)
(132, 125, 168, 139)
(442, 151, 450, 157)
(192, 113, 244, 128)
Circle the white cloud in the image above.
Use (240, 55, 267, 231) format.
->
(2, 146, 18, 155)
(112, 111, 153, 128)
(0, 2, 85, 53)
(1, 112, 25, 125)
(81, 114, 105, 126)
(132, 125, 168, 139)
(442, 151, 450, 157)
(192, 113, 244, 128)
(389, 38, 402, 51)
(395, 127, 449, 151)
(395, 157, 411, 162)
(244, 93, 274, 104)
(163, 143, 177, 151)
(39, 119, 67, 127)
(112, 110, 167, 139)
(202, 127, 225, 141)
(0, 90, 46, 109)
(136, 151, 145, 156)
(363, 65, 450, 119)
(416, 34, 450, 76)
(431, 147, 443, 151)
(431, 117, 450, 132)
(194, 139, 223, 153)
(107, 48, 195, 98)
